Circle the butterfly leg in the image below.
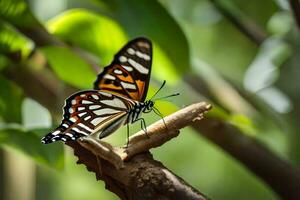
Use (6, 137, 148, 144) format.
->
(132, 118, 150, 138)
(153, 106, 168, 131)
(125, 117, 148, 148)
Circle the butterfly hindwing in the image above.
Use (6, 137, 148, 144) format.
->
(41, 90, 135, 144)
(94, 37, 152, 102)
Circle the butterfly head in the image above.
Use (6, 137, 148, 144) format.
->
(144, 100, 155, 112)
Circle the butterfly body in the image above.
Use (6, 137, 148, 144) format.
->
(41, 37, 156, 144)
(100, 98, 154, 139)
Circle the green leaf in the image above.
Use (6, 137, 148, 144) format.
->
(0, 55, 10, 70)
(0, 20, 33, 59)
(0, 0, 38, 27)
(0, 127, 64, 169)
(46, 8, 182, 83)
(152, 44, 180, 83)
(63, 1, 190, 79)
(0, 75, 23, 123)
(47, 9, 128, 66)
(41, 46, 96, 89)
(101, 0, 190, 75)
(267, 12, 293, 36)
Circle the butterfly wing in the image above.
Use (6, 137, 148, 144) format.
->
(94, 37, 152, 102)
(41, 90, 135, 144)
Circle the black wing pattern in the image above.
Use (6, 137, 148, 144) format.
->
(41, 90, 135, 144)
(93, 37, 152, 102)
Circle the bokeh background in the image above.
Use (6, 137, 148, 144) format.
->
(1, 0, 300, 199)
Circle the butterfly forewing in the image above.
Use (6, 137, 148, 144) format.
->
(94, 37, 152, 102)
(41, 90, 134, 144)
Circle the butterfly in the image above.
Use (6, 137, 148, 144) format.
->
(41, 37, 177, 144)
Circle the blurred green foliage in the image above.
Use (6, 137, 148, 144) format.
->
(1, 0, 300, 200)
(0, 75, 23, 123)
(42, 46, 96, 89)
(47, 9, 128, 66)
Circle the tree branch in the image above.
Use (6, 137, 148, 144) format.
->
(193, 118, 300, 200)
(66, 102, 212, 200)
(289, 0, 300, 29)
(18, 25, 65, 47)
(209, 0, 267, 45)
(1, 56, 78, 118)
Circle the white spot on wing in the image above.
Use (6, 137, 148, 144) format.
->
(122, 65, 133, 71)
(78, 123, 93, 132)
(119, 56, 127, 62)
(91, 94, 99, 100)
(82, 100, 93, 104)
(128, 58, 149, 74)
(93, 108, 120, 116)
(99, 91, 112, 97)
(78, 107, 85, 111)
(90, 116, 110, 126)
(121, 82, 136, 89)
(84, 116, 91, 121)
(101, 98, 127, 109)
(72, 127, 89, 136)
(104, 74, 116, 80)
(89, 105, 101, 110)
(51, 130, 60, 135)
(114, 69, 123, 74)
(62, 124, 69, 128)
(127, 48, 135, 55)
(69, 108, 74, 113)
(71, 100, 76, 105)
(78, 112, 87, 117)
(65, 133, 74, 138)
(136, 51, 150, 60)
(69, 117, 76, 122)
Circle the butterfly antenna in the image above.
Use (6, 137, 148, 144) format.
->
(152, 93, 180, 101)
(150, 80, 166, 100)
(153, 106, 168, 130)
